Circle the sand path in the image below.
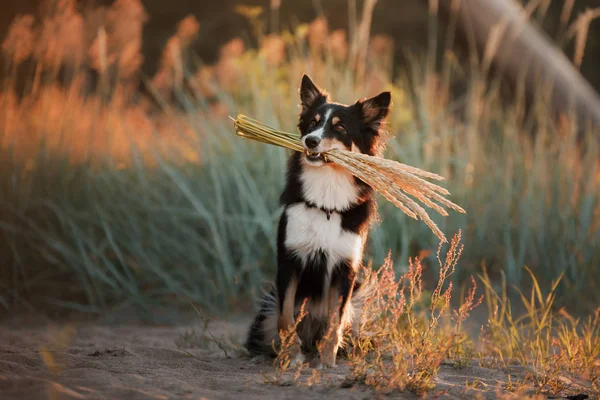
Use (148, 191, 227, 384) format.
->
(0, 313, 541, 400)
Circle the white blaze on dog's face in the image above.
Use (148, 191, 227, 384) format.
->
(297, 74, 391, 167)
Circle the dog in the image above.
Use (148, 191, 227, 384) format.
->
(245, 74, 391, 368)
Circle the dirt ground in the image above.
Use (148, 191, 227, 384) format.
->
(0, 311, 553, 400)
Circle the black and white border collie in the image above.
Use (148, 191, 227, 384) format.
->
(246, 74, 391, 368)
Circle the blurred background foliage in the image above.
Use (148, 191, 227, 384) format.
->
(0, 0, 598, 320)
(2, 0, 599, 92)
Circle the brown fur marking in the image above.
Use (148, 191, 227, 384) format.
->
(278, 278, 298, 332)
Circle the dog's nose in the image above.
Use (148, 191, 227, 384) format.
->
(305, 136, 320, 149)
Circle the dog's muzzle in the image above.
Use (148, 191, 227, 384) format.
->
(303, 135, 326, 163)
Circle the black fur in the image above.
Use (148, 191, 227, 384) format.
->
(330, 258, 356, 317)
(279, 152, 305, 206)
(295, 249, 329, 302)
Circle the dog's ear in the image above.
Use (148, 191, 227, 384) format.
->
(357, 91, 391, 130)
(299, 74, 328, 110)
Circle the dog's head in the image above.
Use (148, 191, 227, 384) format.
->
(297, 74, 391, 167)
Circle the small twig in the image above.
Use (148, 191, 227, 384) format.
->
(188, 301, 232, 359)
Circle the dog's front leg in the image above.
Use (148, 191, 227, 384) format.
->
(276, 256, 304, 365)
(318, 266, 356, 368)
(275, 208, 306, 364)
(277, 275, 298, 332)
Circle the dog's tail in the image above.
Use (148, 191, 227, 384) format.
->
(245, 283, 279, 357)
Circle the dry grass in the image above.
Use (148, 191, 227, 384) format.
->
(478, 264, 600, 397)
(233, 114, 465, 242)
(266, 232, 599, 397)
(345, 231, 474, 395)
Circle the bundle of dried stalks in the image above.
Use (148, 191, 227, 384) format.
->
(232, 114, 465, 242)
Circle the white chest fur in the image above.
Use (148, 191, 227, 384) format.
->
(299, 165, 359, 211)
(284, 203, 363, 272)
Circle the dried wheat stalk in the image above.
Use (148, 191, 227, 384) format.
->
(232, 114, 465, 242)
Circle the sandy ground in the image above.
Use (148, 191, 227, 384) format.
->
(0, 312, 569, 400)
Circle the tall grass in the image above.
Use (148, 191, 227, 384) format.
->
(267, 233, 599, 397)
(0, 0, 599, 316)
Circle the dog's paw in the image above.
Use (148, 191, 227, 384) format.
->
(309, 358, 324, 369)
(310, 357, 338, 369)
(289, 352, 306, 367)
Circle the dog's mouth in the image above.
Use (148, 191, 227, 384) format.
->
(304, 150, 326, 163)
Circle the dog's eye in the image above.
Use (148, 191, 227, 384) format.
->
(308, 119, 317, 128)
(334, 124, 346, 133)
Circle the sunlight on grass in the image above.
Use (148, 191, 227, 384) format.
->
(0, 0, 598, 322)
(0, 1, 598, 397)
(265, 232, 599, 397)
